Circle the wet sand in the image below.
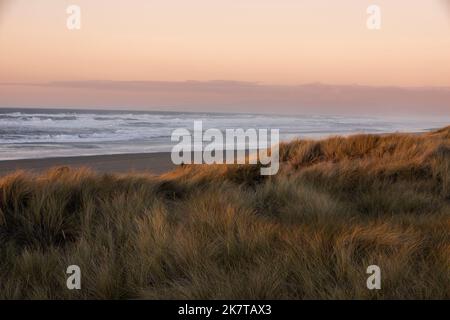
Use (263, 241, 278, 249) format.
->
(0, 152, 177, 176)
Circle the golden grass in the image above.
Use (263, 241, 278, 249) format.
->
(0, 127, 449, 299)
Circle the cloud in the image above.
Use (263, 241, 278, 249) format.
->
(1, 80, 450, 116)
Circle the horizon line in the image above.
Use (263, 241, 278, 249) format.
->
(1, 80, 450, 90)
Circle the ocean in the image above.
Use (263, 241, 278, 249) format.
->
(0, 108, 449, 160)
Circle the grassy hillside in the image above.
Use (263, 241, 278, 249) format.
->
(1, 127, 449, 299)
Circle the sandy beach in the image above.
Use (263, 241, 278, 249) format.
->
(0, 152, 176, 176)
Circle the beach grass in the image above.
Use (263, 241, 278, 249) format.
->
(0, 127, 449, 299)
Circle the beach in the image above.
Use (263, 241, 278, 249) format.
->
(0, 152, 176, 176)
(2, 108, 450, 163)
(1, 109, 449, 177)
(1, 127, 449, 299)
(2, 0, 449, 303)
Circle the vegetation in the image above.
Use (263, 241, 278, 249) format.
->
(0, 127, 449, 299)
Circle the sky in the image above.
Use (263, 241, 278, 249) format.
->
(0, 0, 449, 114)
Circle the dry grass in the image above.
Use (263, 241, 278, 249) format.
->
(0, 128, 449, 299)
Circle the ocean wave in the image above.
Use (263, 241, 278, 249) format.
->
(1, 109, 449, 160)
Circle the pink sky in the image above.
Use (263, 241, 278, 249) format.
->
(0, 0, 449, 114)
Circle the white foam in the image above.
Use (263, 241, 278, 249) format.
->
(0, 110, 449, 160)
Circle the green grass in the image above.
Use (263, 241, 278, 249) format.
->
(0, 127, 449, 299)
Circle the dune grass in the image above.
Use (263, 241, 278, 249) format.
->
(0, 128, 449, 299)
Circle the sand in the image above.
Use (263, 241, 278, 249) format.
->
(0, 153, 177, 176)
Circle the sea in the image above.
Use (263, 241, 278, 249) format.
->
(0, 108, 449, 161)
